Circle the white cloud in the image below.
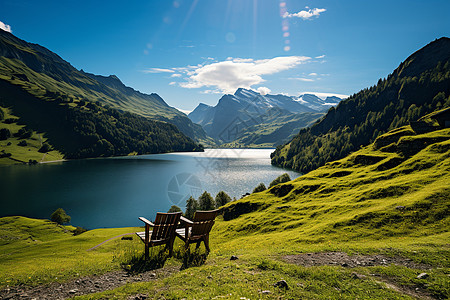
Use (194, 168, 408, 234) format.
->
(142, 68, 175, 73)
(200, 89, 222, 94)
(179, 56, 310, 93)
(0, 21, 12, 33)
(283, 8, 326, 20)
(291, 77, 315, 82)
(171, 73, 182, 78)
(169, 81, 176, 85)
(308, 72, 318, 76)
(256, 87, 271, 95)
(302, 92, 349, 100)
(315, 55, 326, 59)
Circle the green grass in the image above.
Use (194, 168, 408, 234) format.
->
(1, 126, 449, 298)
(0, 216, 142, 287)
(0, 107, 63, 165)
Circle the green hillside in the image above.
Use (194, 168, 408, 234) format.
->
(271, 37, 450, 173)
(0, 30, 205, 163)
(0, 80, 200, 162)
(0, 29, 212, 144)
(0, 106, 63, 164)
(1, 119, 448, 299)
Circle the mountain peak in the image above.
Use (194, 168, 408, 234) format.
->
(395, 36, 450, 78)
(234, 88, 259, 99)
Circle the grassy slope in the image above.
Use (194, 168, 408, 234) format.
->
(1, 126, 449, 299)
(271, 37, 450, 173)
(217, 126, 449, 250)
(0, 216, 142, 287)
(0, 107, 63, 165)
(0, 30, 214, 145)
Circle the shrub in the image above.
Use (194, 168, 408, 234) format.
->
(0, 128, 11, 140)
(269, 173, 291, 188)
(38, 143, 52, 153)
(0, 152, 12, 158)
(252, 183, 267, 193)
(215, 191, 231, 208)
(50, 208, 71, 224)
(14, 128, 32, 139)
(167, 205, 182, 213)
(4, 118, 17, 124)
(73, 226, 87, 235)
(18, 140, 27, 146)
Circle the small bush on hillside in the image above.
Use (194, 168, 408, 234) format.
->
(50, 208, 71, 225)
(15, 128, 32, 139)
(167, 205, 182, 213)
(38, 143, 52, 153)
(253, 183, 267, 193)
(73, 226, 87, 235)
(269, 173, 291, 188)
(0, 128, 11, 140)
(4, 118, 17, 124)
(18, 140, 27, 146)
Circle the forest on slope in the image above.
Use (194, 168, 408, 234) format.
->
(0, 81, 201, 161)
(271, 37, 450, 173)
(0, 29, 202, 162)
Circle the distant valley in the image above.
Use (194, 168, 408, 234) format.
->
(188, 88, 343, 147)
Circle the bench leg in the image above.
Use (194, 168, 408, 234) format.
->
(145, 243, 149, 260)
(167, 238, 175, 256)
(204, 235, 210, 253)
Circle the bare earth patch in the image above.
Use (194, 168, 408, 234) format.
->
(0, 266, 178, 300)
(282, 251, 431, 269)
(282, 252, 436, 299)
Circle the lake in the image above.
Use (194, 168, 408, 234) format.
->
(0, 149, 300, 229)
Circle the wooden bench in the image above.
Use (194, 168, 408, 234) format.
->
(136, 212, 182, 259)
(176, 210, 219, 252)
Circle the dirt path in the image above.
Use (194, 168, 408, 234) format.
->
(0, 251, 438, 299)
(87, 233, 135, 251)
(282, 251, 432, 269)
(0, 266, 178, 300)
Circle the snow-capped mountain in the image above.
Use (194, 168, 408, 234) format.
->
(188, 88, 344, 144)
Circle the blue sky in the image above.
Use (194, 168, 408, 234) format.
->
(1, 0, 450, 113)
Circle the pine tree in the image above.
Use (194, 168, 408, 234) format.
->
(198, 191, 215, 211)
(269, 173, 291, 188)
(185, 196, 198, 219)
(215, 191, 231, 208)
(252, 183, 267, 193)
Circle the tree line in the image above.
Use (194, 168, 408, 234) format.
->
(169, 173, 292, 219)
(272, 58, 450, 173)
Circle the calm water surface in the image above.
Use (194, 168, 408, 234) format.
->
(0, 149, 299, 228)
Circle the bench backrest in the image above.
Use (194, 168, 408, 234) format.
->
(151, 212, 182, 241)
(191, 210, 218, 237)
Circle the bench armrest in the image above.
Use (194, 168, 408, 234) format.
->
(180, 216, 193, 225)
(138, 217, 155, 227)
